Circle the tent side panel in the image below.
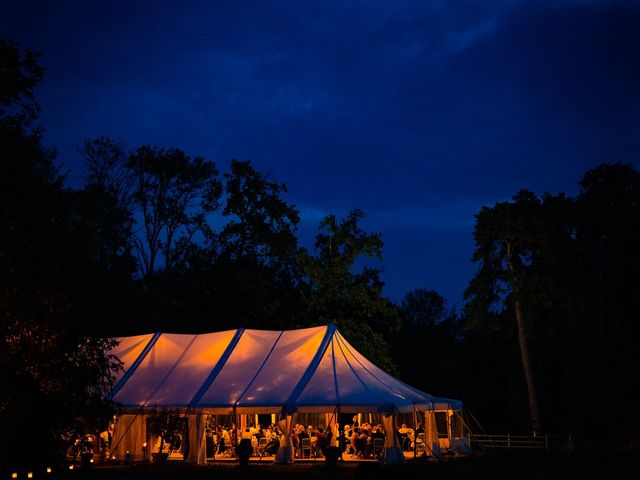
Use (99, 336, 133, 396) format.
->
(284, 324, 335, 410)
(196, 329, 281, 407)
(234, 326, 327, 408)
(111, 414, 146, 461)
(113, 334, 195, 407)
(146, 330, 237, 406)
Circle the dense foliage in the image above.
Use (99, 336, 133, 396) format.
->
(462, 167, 640, 441)
(0, 40, 123, 468)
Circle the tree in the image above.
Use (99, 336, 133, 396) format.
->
(392, 289, 464, 401)
(571, 163, 640, 438)
(0, 39, 43, 123)
(464, 190, 544, 435)
(80, 136, 133, 208)
(463, 166, 640, 440)
(81, 140, 223, 280)
(400, 288, 447, 329)
(299, 209, 400, 372)
(132, 159, 304, 332)
(0, 40, 121, 468)
(127, 146, 222, 278)
(218, 159, 300, 264)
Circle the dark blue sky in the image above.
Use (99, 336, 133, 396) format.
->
(3, 1, 639, 306)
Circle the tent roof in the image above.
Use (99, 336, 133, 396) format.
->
(109, 324, 462, 414)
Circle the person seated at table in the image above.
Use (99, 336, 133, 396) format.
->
(265, 433, 280, 455)
(298, 425, 310, 442)
(242, 428, 253, 440)
(348, 428, 360, 456)
(398, 424, 413, 450)
(342, 426, 350, 451)
(222, 427, 232, 451)
(371, 425, 385, 442)
(415, 423, 425, 434)
(230, 424, 238, 446)
(324, 426, 334, 449)
(314, 428, 326, 457)
(355, 428, 369, 457)
(291, 430, 300, 457)
(251, 433, 259, 455)
(216, 427, 226, 453)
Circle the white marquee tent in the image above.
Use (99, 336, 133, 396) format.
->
(107, 324, 463, 463)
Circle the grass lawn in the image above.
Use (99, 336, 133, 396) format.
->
(11, 451, 638, 479)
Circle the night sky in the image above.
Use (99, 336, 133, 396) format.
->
(3, 1, 639, 306)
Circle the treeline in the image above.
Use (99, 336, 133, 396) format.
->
(66, 138, 403, 372)
(462, 172, 640, 443)
(1, 41, 639, 466)
(401, 170, 640, 445)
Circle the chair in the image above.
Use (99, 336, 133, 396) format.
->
(205, 432, 216, 460)
(415, 433, 427, 456)
(372, 438, 384, 457)
(431, 441, 442, 459)
(222, 440, 236, 458)
(301, 438, 312, 458)
(354, 437, 367, 457)
(257, 437, 268, 457)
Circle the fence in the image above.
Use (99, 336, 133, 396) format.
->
(469, 433, 572, 452)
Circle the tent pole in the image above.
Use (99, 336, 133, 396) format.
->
(337, 405, 342, 461)
(392, 410, 397, 448)
(447, 406, 452, 449)
(413, 404, 418, 458)
(233, 406, 238, 449)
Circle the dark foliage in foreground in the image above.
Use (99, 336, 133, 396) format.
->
(0, 40, 122, 468)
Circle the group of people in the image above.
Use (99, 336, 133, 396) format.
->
(205, 420, 388, 459)
(397, 422, 426, 451)
(342, 422, 386, 458)
(205, 418, 432, 459)
(291, 424, 332, 458)
(207, 423, 284, 457)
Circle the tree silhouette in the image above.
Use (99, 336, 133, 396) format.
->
(0, 40, 121, 468)
(465, 191, 544, 435)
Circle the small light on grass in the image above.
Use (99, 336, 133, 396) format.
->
(68, 465, 74, 470)
(11, 473, 18, 479)
(46, 467, 52, 473)
(27, 473, 33, 479)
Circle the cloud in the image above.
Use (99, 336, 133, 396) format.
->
(3, 0, 638, 306)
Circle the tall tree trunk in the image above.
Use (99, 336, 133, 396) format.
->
(506, 241, 542, 435)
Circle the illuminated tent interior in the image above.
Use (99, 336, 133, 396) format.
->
(108, 324, 464, 463)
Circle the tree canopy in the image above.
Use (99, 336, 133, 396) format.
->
(464, 165, 640, 440)
(0, 41, 122, 468)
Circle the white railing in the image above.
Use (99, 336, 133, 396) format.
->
(469, 433, 571, 451)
